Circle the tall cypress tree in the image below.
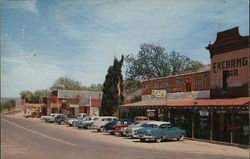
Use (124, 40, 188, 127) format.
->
(100, 56, 124, 116)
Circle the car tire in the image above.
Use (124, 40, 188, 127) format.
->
(140, 138, 146, 142)
(155, 137, 162, 143)
(177, 134, 185, 141)
(60, 121, 65, 125)
(99, 127, 104, 132)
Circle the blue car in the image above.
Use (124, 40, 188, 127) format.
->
(135, 121, 186, 143)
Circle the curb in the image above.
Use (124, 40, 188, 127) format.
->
(186, 137, 249, 149)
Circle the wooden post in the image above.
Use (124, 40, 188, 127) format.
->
(210, 111, 213, 141)
(192, 111, 195, 138)
(230, 113, 234, 144)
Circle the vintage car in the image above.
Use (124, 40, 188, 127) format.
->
(66, 113, 87, 126)
(41, 113, 58, 121)
(124, 120, 153, 138)
(91, 116, 118, 132)
(55, 115, 68, 125)
(78, 117, 100, 129)
(135, 121, 186, 143)
(114, 119, 134, 136)
(104, 119, 133, 134)
(134, 116, 149, 121)
(45, 114, 65, 123)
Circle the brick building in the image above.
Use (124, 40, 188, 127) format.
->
(120, 27, 249, 145)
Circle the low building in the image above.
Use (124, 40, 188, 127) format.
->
(120, 27, 249, 145)
(46, 90, 102, 116)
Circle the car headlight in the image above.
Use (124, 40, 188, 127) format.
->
(148, 130, 152, 136)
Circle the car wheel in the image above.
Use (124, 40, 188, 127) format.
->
(99, 127, 104, 132)
(177, 134, 185, 141)
(140, 138, 146, 142)
(155, 137, 162, 143)
(60, 121, 65, 125)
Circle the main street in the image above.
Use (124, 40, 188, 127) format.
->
(1, 115, 248, 159)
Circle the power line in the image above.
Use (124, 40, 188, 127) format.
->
(65, 1, 140, 40)
(51, 1, 136, 40)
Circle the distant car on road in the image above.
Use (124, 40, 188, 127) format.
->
(135, 121, 186, 143)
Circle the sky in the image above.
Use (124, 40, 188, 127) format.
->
(1, 0, 249, 97)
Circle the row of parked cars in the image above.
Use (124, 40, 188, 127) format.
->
(40, 113, 186, 143)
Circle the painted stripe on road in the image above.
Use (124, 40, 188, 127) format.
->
(2, 119, 76, 146)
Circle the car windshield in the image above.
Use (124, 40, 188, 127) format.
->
(143, 124, 158, 128)
(133, 122, 140, 125)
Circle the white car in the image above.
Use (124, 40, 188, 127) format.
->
(66, 113, 87, 126)
(124, 120, 153, 137)
(91, 116, 118, 131)
(41, 113, 58, 121)
(45, 113, 65, 123)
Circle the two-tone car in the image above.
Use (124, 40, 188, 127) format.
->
(124, 120, 153, 138)
(135, 121, 186, 143)
(45, 113, 65, 123)
(92, 116, 118, 132)
(66, 113, 87, 126)
(114, 119, 134, 136)
(78, 116, 100, 129)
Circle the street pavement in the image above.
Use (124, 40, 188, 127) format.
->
(1, 115, 249, 159)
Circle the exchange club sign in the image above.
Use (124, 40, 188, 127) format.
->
(151, 90, 167, 98)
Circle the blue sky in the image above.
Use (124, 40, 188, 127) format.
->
(1, 0, 249, 97)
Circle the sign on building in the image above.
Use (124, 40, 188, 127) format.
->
(151, 90, 167, 98)
(199, 110, 209, 116)
(147, 109, 155, 117)
(69, 104, 79, 108)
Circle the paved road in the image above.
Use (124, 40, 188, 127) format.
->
(1, 115, 248, 159)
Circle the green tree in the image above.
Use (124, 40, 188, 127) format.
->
(50, 77, 86, 90)
(20, 90, 34, 103)
(20, 89, 51, 103)
(100, 56, 124, 116)
(88, 84, 103, 91)
(0, 99, 16, 112)
(125, 43, 202, 80)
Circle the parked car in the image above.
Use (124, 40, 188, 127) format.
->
(41, 113, 57, 121)
(103, 120, 118, 132)
(124, 120, 153, 138)
(66, 113, 87, 126)
(73, 116, 90, 127)
(45, 113, 65, 123)
(135, 121, 186, 143)
(78, 116, 99, 129)
(92, 116, 118, 132)
(114, 119, 134, 136)
(134, 116, 149, 121)
(55, 115, 67, 125)
(103, 119, 132, 134)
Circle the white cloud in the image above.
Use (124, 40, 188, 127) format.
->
(4, 0, 39, 14)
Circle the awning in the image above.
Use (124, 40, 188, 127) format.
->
(121, 97, 249, 108)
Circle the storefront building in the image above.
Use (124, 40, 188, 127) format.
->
(120, 27, 249, 145)
(46, 90, 102, 116)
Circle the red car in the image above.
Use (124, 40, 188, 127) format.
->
(134, 116, 149, 121)
(114, 120, 134, 136)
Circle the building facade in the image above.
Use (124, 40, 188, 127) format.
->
(120, 27, 249, 145)
(46, 90, 102, 116)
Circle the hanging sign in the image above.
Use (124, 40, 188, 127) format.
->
(151, 90, 167, 98)
(147, 109, 155, 117)
(199, 110, 209, 116)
